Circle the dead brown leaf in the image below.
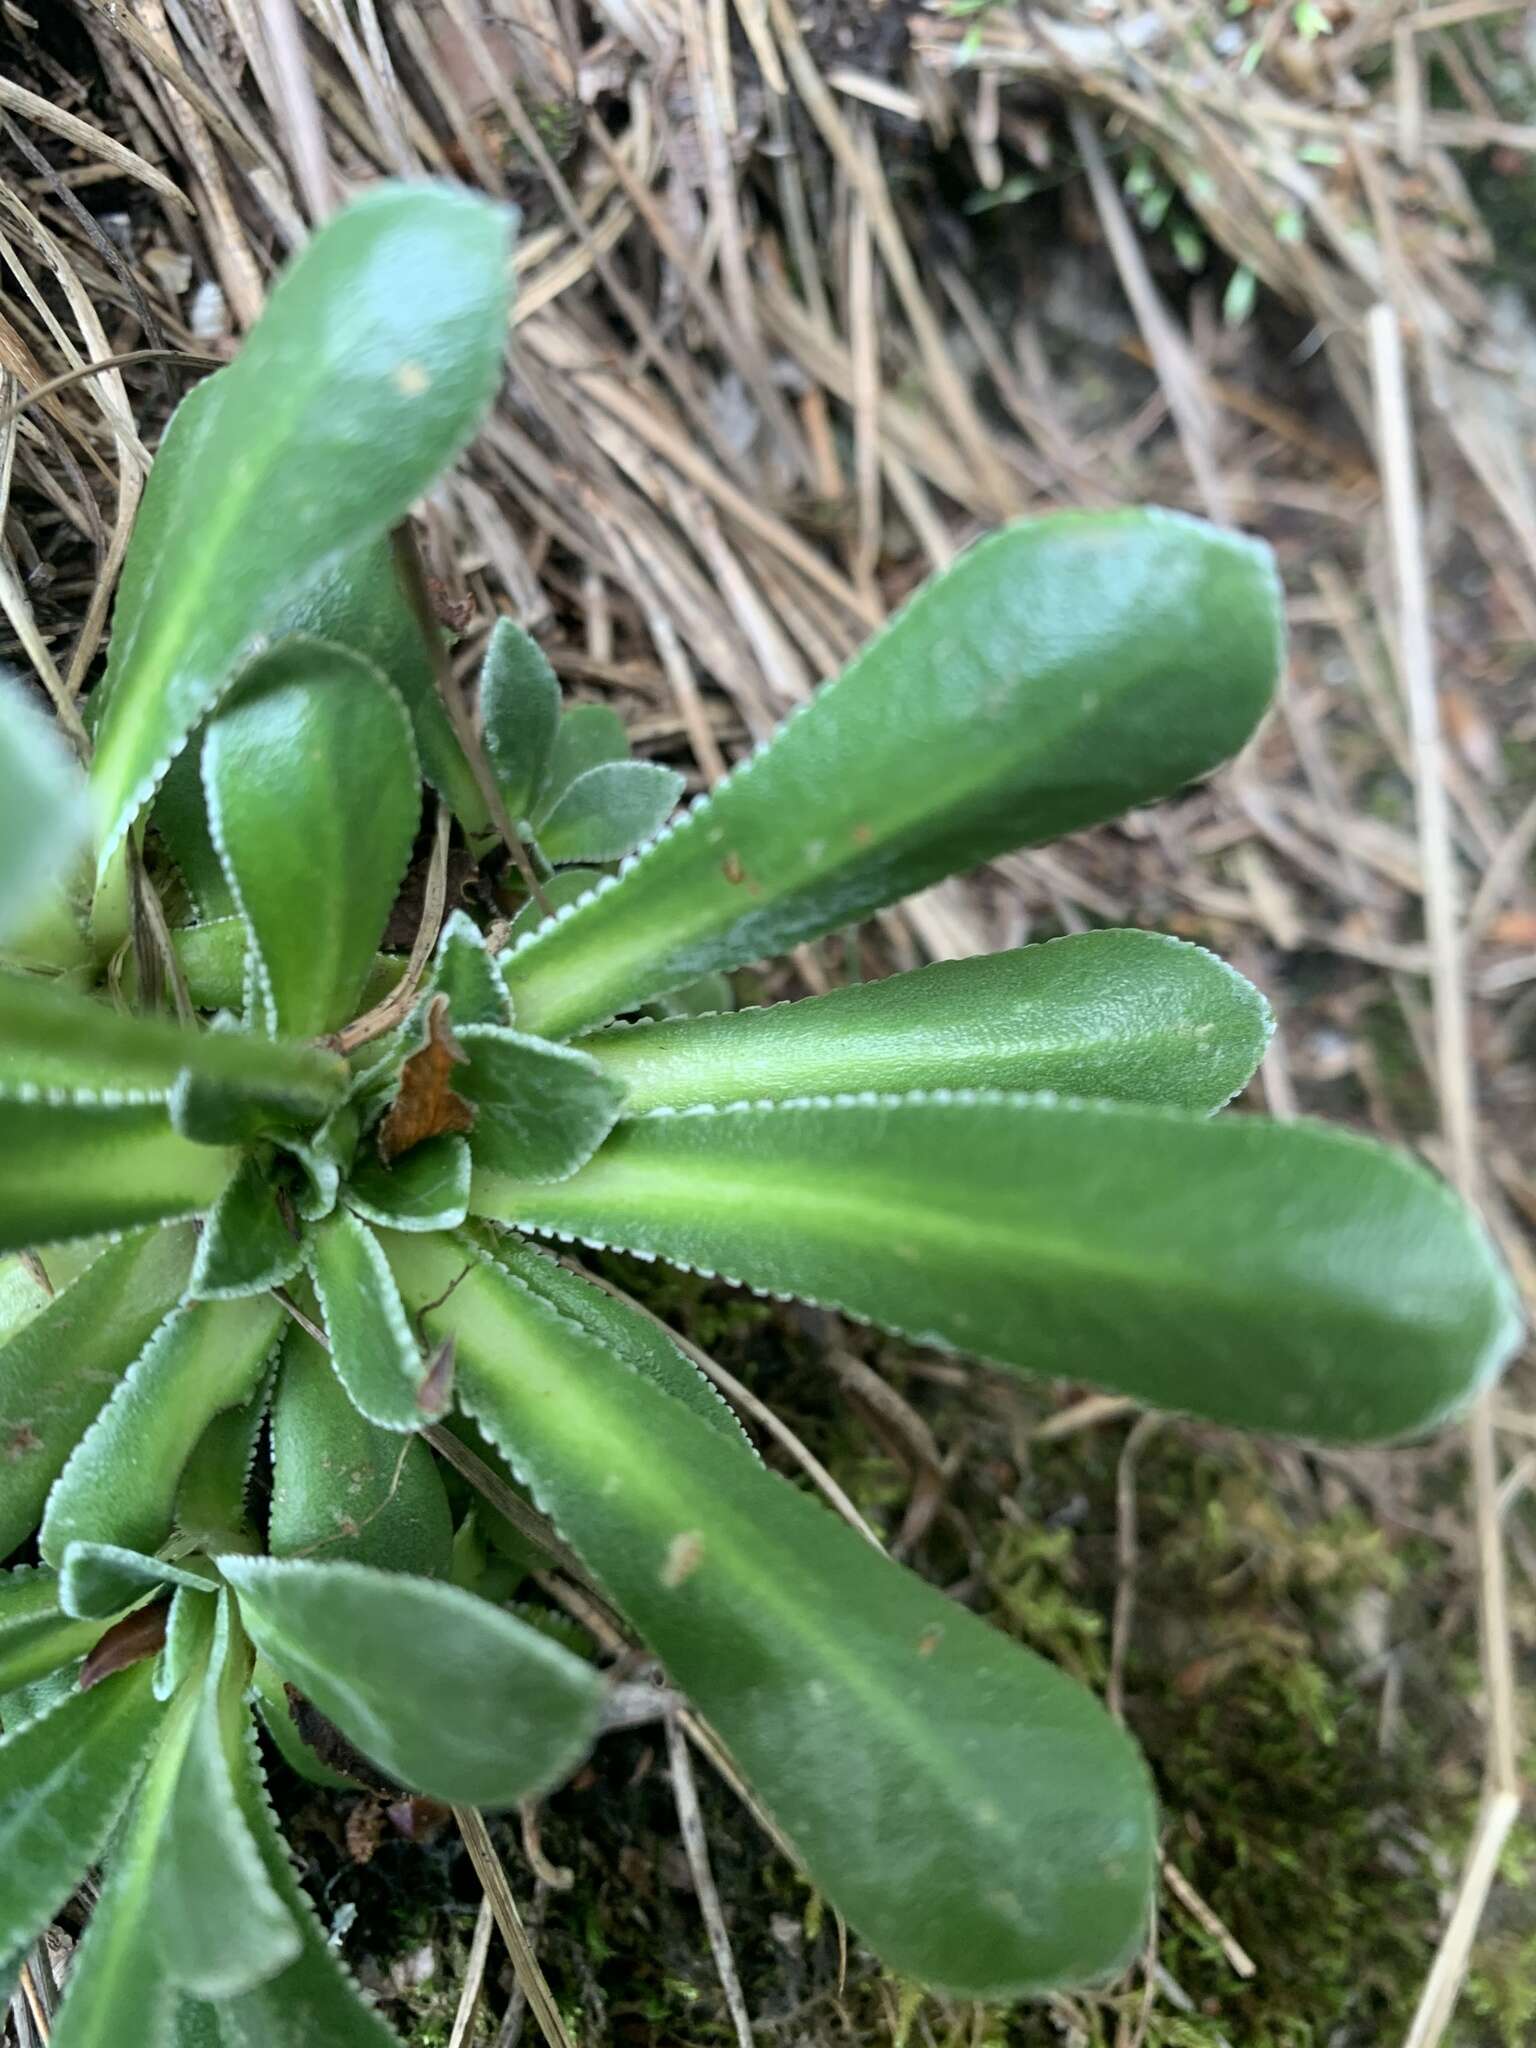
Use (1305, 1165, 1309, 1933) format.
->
(376, 995, 476, 1164)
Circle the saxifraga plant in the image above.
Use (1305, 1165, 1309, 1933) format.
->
(0, 185, 1520, 2040)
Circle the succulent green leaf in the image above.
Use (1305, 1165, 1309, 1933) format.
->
(536, 760, 685, 866)
(0, 672, 88, 946)
(0, 1662, 164, 1962)
(87, 184, 512, 878)
(203, 642, 421, 1037)
(220, 1554, 603, 1807)
(580, 932, 1271, 1114)
(158, 1595, 301, 1997)
(152, 736, 238, 922)
(457, 1023, 625, 1182)
(305, 1209, 429, 1429)
(0, 1100, 234, 1253)
(533, 702, 629, 826)
(345, 1135, 470, 1233)
(0, 1227, 195, 1559)
(189, 1155, 305, 1298)
(0, 1566, 103, 1690)
(392, 1228, 1156, 1995)
(175, 920, 405, 1019)
(478, 616, 560, 821)
(504, 511, 1283, 1036)
(0, 967, 349, 1117)
(176, 1375, 272, 1552)
(270, 1319, 453, 1577)
(41, 1295, 284, 1565)
(473, 1095, 1520, 1444)
(59, 1546, 213, 1624)
(431, 911, 509, 1027)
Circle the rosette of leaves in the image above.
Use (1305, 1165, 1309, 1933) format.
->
(0, 184, 1521, 2040)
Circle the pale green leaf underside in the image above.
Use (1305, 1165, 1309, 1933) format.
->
(392, 1229, 1155, 1995)
(88, 183, 512, 878)
(219, 1554, 603, 1807)
(305, 1209, 429, 1429)
(471, 1094, 1521, 1444)
(503, 510, 1283, 1037)
(577, 931, 1271, 1115)
(203, 642, 420, 1037)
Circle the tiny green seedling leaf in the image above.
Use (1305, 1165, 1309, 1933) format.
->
(0, 672, 89, 948)
(219, 1554, 603, 1807)
(457, 1023, 625, 1181)
(536, 760, 685, 866)
(504, 509, 1283, 1036)
(533, 702, 629, 825)
(577, 932, 1271, 1115)
(478, 616, 560, 822)
(87, 184, 512, 880)
(305, 1209, 430, 1430)
(203, 641, 420, 1037)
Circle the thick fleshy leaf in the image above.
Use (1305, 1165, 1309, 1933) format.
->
(453, 1225, 748, 1448)
(473, 1095, 1520, 1444)
(59, 1546, 213, 1624)
(41, 1296, 284, 1565)
(87, 184, 512, 878)
(457, 1023, 625, 1181)
(0, 673, 89, 946)
(176, 1376, 271, 1550)
(503, 510, 1283, 1036)
(159, 1594, 300, 1996)
(220, 1554, 603, 1806)
(203, 642, 420, 1036)
(537, 760, 685, 866)
(0, 1566, 102, 1690)
(390, 1228, 1156, 1995)
(479, 616, 560, 821)
(533, 703, 629, 826)
(345, 1135, 470, 1233)
(305, 1209, 429, 1429)
(579, 932, 1271, 1116)
(189, 1156, 305, 1298)
(0, 1662, 164, 1959)
(0, 1100, 234, 1252)
(0, 1227, 195, 1559)
(269, 1320, 453, 1577)
(431, 911, 509, 1027)
(0, 967, 349, 1118)
(152, 736, 238, 922)
(175, 920, 405, 1018)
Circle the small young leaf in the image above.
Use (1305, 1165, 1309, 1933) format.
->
(87, 184, 512, 879)
(478, 616, 560, 822)
(41, 1295, 284, 1565)
(504, 510, 1283, 1036)
(219, 1555, 603, 1807)
(305, 1210, 429, 1430)
(0, 672, 88, 947)
(472, 1094, 1521, 1444)
(346, 1135, 470, 1233)
(203, 642, 420, 1037)
(536, 760, 685, 866)
(577, 933, 1271, 1115)
(457, 1023, 625, 1182)
(189, 1156, 305, 1298)
(375, 995, 476, 1162)
(392, 1230, 1156, 1995)
(0, 1662, 164, 1963)
(0, 1227, 195, 1559)
(532, 702, 629, 826)
(0, 1566, 103, 1691)
(431, 911, 509, 1028)
(269, 1319, 453, 1578)
(59, 1546, 213, 1624)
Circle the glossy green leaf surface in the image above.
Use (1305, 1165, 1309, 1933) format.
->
(305, 1209, 428, 1430)
(504, 511, 1283, 1036)
(392, 1229, 1156, 1994)
(88, 184, 512, 877)
(537, 760, 685, 866)
(0, 673, 89, 946)
(477, 1095, 1520, 1443)
(0, 967, 349, 1116)
(457, 1023, 625, 1181)
(479, 616, 560, 821)
(220, 1555, 603, 1806)
(159, 1594, 300, 1997)
(189, 1155, 305, 1298)
(0, 1662, 163, 1960)
(152, 736, 238, 922)
(174, 919, 405, 1018)
(203, 642, 420, 1036)
(269, 1320, 453, 1578)
(0, 1228, 194, 1559)
(41, 1295, 283, 1565)
(0, 1566, 102, 1690)
(579, 932, 1271, 1116)
(346, 1135, 470, 1233)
